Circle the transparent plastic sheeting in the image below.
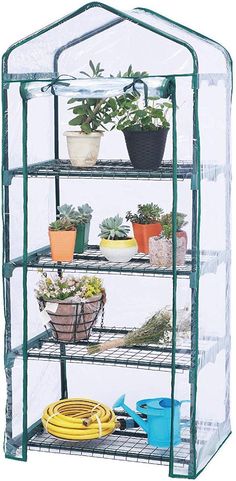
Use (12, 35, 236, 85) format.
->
(20, 77, 172, 100)
(2, 2, 232, 478)
(3, 5, 229, 77)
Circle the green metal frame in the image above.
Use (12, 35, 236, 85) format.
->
(1, 1, 232, 477)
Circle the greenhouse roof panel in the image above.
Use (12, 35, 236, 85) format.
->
(2, 3, 231, 79)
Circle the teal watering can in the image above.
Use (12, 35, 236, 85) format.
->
(113, 394, 190, 448)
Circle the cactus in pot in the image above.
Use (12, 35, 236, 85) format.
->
(99, 214, 138, 263)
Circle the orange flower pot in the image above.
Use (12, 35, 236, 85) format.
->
(132, 223, 162, 254)
(49, 229, 76, 262)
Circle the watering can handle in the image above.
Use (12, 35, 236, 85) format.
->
(180, 400, 190, 428)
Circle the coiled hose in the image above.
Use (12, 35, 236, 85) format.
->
(42, 398, 118, 440)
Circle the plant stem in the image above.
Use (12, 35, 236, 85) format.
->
(84, 99, 105, 125)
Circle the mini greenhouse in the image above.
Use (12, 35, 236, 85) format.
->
(2, 2, 232, 478)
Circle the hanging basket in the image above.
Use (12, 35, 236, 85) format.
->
(39, 292, 105, 343)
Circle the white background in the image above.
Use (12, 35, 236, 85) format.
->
(0, 1, 235, 480)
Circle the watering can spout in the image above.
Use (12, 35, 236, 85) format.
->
(113, 394, 148, 433)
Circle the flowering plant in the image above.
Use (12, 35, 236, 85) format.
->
(35, 272, 104, 301)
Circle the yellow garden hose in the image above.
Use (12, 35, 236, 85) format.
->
(42, 398, 118, 440)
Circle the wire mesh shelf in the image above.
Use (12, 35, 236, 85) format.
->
(5, 159, 226, 183)
(27, 425, 189, 466)
(4, 244, 225, 280)
(8, 159, 190, 181)
(26, 326, 223, 373)
(27, 418, 220, 469)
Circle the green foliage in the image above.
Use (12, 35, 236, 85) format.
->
(68, 60, 117, 134)
(176, 212, 188, 230)
(112, 65, 172, 131)
(162, 224, 172, 240)
(115, 96, 172, 131)
(160, 212, 188, 239)
(110, 64, 148, 79)
(126, 203, 163, 224)
(77, 275, 103, 299)
(58, 203, 93, 225)
(99, 214, 130, 240)
(35, 273, 103, 301)
(67, 61, 172, 133)
(49, 217, 75, 231)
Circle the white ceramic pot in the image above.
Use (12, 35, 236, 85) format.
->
(100, 238, 138, 263)
(64, 131, 103, 167)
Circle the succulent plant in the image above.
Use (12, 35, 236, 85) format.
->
(49, 218, 76, 231)
(160, 212, 188, 239)
(99, 215, 130, 240)
(126, 203, 163, 224)
(57, 204, 76, 221)
(58, 203, 93, 225)
(176, 212, 188, 230)
(76, 203, 93, 224)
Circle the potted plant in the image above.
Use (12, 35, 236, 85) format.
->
(149, 212, 188, 267)
(115, 69, 172, 170)
(48, 217, 76, 262)
(99, 214, 138, 262)
(35, 273, 105, 342)
(58, 203, 93, 254)
(126, 203, 163, 254)
(64, 60, 116, 167)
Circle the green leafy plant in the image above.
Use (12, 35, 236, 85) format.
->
(49, 218, 76, 231)
(126, 203, 164, 224)
(160, 212, 188, 239)
(67, 60, 117, 134)
(111, 65, 172, 131)
(99, 215, 130, 240)
(115, 96, 172, 131)
(35, 273, 103, 301)
(58, 203, 93, 225)
(176, 212, 188, 230)
(111, 64, 148, 79)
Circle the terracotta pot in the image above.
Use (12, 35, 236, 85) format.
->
(43, 293, 104, 342)
(176, 230, 187, 265)
(132, 223, 162, 254)
(49, 229, 76, 262)
(149, 232, 187, 267)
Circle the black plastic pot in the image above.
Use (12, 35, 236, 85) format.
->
(123, 128, 169, 170)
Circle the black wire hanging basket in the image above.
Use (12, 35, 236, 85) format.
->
(38, 292, 105, 343)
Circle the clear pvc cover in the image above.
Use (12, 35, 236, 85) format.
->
(2, 2, 232, 478)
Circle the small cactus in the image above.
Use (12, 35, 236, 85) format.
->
(99, 215, 130, 240)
